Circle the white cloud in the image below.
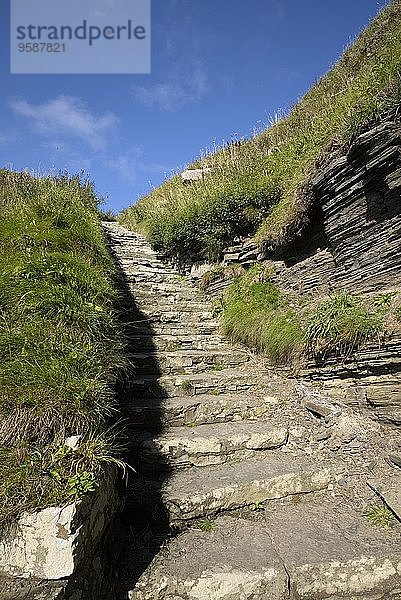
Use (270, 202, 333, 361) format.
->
(11, 96, 118, 150)
(107, 147, 172, 184)
(107, 147, 142, 183)
(132, 68, 208, 112)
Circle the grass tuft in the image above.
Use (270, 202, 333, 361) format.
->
(363, 505, 396, 528)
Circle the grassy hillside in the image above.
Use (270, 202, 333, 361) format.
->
(120, 0, 401, 262)
(0, 170, 125, 524)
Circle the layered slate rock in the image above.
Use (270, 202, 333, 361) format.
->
(196, 120, 401, 425)
(103, 222, 401, 600)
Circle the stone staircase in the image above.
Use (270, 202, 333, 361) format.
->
(104, 222, 401, 600)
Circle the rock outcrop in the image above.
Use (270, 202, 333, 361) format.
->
(198, 120, 401, 425)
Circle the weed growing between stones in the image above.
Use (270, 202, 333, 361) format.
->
(363, 505, 396, 528)
(198, 519, 216, 533)
(0, 170, 126, 525)
(181, 380, 194, 395)
(250, 501, 265, 511)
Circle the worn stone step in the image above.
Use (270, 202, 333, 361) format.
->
(127, 368, 264, 398)
(138, 421, 288, 471)
(128, 281, 205, 298)
(132, 310, 215, 324)
(129, 349, 249, 375)
(122, 393, 279, 429)
(129, 501, 401, 599)
(119, 297, 213, 313)
(126, 334, 226, 352)
(144, 455, 341, 521)
(124, 320, 219, 337)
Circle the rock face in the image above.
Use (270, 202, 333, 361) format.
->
(103, 222, 401, 600)
(220, 121, 401, 297)
(0, 473, 120, 599)
(204, 120, 401, 425)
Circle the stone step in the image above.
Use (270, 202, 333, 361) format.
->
(122, 393, 279, 429)
(126, 334, 226, 352)
(144, 455, 342, 522)
(119, 298, 213, 313)
(128, 281, 204, 297)
(128, 500, 401, 600)
(137, 421, 289, 471)
(124, 320, 219, 337)
(128, 349, 249, 375)
(132, 310, 215, 324)
(127, 368, 264, 398)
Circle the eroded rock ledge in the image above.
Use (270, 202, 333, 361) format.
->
(196, 119, 401, 425)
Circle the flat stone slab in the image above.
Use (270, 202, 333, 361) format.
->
(129, 501, 401, 599)
(264, 499, 401, 599)
(129, 368, 266, 398)
(123, 392, 278, 428)
(147, 455, 341, 521)
(139, 421, 288, 469)
(129, 348, 248, 375)
(128, 333, 226, 352)
(129, 515, 288, 600)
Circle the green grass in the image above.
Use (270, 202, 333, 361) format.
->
(305, 292, 384, 359)
(0, 170, 125, 524)
(120, 0, 401, 261)
(221, 268, 394, 365)
(221, 266, 304, 365)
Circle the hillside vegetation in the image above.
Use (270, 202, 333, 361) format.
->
(120, 0, 401, 262)
(0, 170, 125, 524)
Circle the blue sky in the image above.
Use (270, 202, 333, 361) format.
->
(0, 0, 388, 213)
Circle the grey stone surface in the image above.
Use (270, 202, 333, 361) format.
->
(368, 474, 401, 521)
(129, 501, 401, 600)
(150, 455, 341, 521)
(124, 392, 279, 428)
(139, 421, 288, 469)
(103, 221, 401, 599)
(265, 499, 401, 599)
(0, 473, 119, 581)
(181, 168, 211, 183)
(129, 516, 288, 600)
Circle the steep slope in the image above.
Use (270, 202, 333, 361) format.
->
(120, 0, 401, 265)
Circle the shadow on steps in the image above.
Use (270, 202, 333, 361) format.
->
(93, 230, 173, 600)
